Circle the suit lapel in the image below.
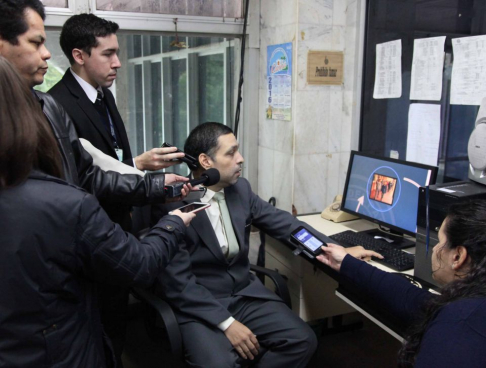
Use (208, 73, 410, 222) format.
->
(62, 71, 115, 151)
(185, 199, 228, 264)
(225, 186, 247, 264)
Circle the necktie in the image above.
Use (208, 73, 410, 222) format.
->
(94, 91, 118, 148)
(213, 192, 239, 259)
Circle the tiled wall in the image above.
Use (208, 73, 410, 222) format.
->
(258, 0, 363, 214)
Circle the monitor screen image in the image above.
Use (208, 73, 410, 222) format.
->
(369, 173, 397, 205)
(342, 151, 438, 236)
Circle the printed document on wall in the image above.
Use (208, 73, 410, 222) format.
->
(451, 35, 486, 105)
(406, 104, 441, 166)
(410, 36, 446, 101)
(373, 39, 402, 99)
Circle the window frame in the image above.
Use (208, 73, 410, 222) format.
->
(44, 0, 245, 34)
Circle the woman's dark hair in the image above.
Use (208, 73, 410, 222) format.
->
(184, 122, 233, 170)
(0, 57, 62, 188)
(60, 13, 119, 65)
(0, 0, 45, 45)
(398, 200, 486, 367)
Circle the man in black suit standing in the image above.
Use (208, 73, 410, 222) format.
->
(48, 14, 184, 364)
(153, 123, 371, 367)
(49, 14, 183, 230)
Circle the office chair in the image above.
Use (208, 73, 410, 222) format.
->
(131, 265, 292, 364)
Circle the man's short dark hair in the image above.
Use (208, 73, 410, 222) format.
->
(0, 0, 45, 45)
(184, 122, 234, 170)
(60, 13, 119, 65)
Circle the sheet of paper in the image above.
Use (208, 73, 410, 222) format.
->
(406, 103, 441, 166)
(410, 36, 446, 101)
(373, 39, 402, 99)
(451, 35, 486, 105)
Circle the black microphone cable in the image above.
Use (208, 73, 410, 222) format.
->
(233, 0, 250, 139)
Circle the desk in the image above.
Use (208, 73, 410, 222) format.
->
(265, 214, 417, 341)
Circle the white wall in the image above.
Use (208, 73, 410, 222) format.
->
(258, 0, 365, 214)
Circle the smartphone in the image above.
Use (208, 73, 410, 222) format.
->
(290, 226, 326, 256)
(174, 202, 210, 214)
(161, 142, 198, 170)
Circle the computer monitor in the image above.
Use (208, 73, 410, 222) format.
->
(341, 151, 438, 246)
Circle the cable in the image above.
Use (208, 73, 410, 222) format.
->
(233, 0, 250, 138)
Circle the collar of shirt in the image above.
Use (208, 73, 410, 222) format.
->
(200, 187, 219, 204)
(70, 68, 102, 103)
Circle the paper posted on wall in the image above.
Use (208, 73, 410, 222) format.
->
(410, 36, 446, 101)
(406, 104, 441, 166)
(373, 39, 402, 99)
(451, 35, 486, 106)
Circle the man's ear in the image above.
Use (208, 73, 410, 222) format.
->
(199, 153, 212, 170)
(72, 48, 85, 66)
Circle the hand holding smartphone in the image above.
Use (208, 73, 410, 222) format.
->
(290, 226, 326, 256)
(172, 202, 210, 214)
(168, 203, 210, 227)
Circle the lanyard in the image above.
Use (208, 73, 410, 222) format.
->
(105, 106, 119, 149)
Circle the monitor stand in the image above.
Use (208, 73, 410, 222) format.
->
(359, 228, 415, 249)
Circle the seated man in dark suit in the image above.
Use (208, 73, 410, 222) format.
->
(152, 122, 369, 367)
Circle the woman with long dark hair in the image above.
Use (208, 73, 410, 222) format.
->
(317, 200, 486, 367)
(0, 56, 194, 367)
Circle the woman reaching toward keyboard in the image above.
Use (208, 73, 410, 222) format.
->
(317, 200, 486, 368)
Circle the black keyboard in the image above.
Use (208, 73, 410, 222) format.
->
(329, 230, 415, 272)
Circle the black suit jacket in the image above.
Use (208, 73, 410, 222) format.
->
(49, 70, 134, 230)
(152, 178, 329, 326)
(49, 69, 133, 166)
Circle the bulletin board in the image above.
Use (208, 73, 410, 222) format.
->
(360, 0, 486, 182)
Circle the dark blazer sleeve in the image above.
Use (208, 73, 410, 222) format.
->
(76, 193, 186, 287)
(340, 255, 433, 325)
(242, 178, 331, 244)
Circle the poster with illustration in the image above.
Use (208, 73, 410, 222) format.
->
(267, 42, 292, 121)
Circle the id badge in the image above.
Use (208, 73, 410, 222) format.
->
(115, 148, 123, 161)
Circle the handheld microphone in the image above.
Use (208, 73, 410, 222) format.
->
(165, 168, 220, 198)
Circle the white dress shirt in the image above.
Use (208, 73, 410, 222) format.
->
(199, 187, 236, 331)
(70, 68, 100, 103)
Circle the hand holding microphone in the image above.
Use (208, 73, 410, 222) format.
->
(165, 168, 220, 198)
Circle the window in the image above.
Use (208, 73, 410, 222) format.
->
(36, 31, 238, 175)
(96, 0, 242, 18)
(120, 34, 236, 174)
(41, 0, 68, 7)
